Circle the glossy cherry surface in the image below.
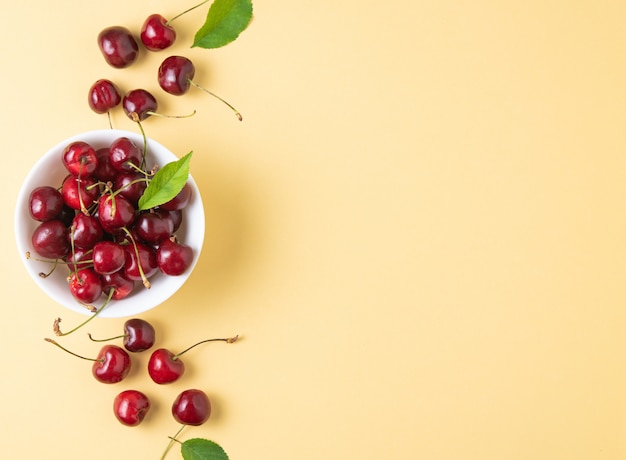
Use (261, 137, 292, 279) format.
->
(172, 389, 211, 426)
(113, 390, 151, 426)
(88, 79, 122, 114)
(140, 14, 176, 51)
(92, 344, 131, 383)
(62, 141, 98, 177)
(158, 55, 194, 95)
(68, 268, 103, 304)
(123, 318, 156, 352)
(29, 186, 64, 222)
(157, 239, 193, 276)
(147, 348, 184, 384)
(31, 219, 70, 259)
(97, 26, 139, 68)
(122, 89, 158, 121)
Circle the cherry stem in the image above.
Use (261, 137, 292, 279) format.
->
(121, 227, 151, 288)
(160, 425, 186, 460)
(173, 335, 239, 360)
(168, 0, 211, 24)
(53, 288, 115, 336)
(44, 338, 104, 363)
(87, 332, 126, 342)
(146, 109, 197, 119)
(189, 80, 243, 121)
(106, 111, 114, 130)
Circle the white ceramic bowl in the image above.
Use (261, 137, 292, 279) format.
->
(14, 129, 204, 318)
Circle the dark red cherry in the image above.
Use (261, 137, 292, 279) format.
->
(61, 175, 99, 211)
(140, 14, 176, 51)
(97, 194, 137, 233)
(97, 26, 139, 68)
(124, 242, 158, 281)
(69, 213, 104, 249)
(31, 220, 70, 259)
(101, 271, 136, 300)
(29, 186, 64, 222)
(172, 389, 211, 426)
(123, 318, 156, 352)
(122, 89, 158, 121)
(65, 247, 92, 271)
(88, 79, 122, 114)
(156, 208, 183, 233)
(157, 239, 193, 276)
(93, 147, 117, 182)
(68, 268, 103, 304)
(158, 56, 194, 95)
(92, 345, 131, 383)
(134, 212, 173, 244)
(109, 137, 143, 173)
(62, 141, 98, 177)
(114, 172, 148, 205)
(92, 241, 126, 275)
(113, 390, 151, 426)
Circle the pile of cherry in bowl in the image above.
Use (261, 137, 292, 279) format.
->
(28, 135, 193, 307)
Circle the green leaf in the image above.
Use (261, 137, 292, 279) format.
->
(137, 152, 192, 211)
(181, 438, 229, 460)
(192, 0, 253, 49)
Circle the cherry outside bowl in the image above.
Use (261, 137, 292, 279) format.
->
(14, 129, 205, 318)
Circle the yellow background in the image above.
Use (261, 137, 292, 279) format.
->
(2, 1, 626, 458)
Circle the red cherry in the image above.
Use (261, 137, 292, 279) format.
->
(123, 318, 156, 352)
(147, 348, 184, 384)
(101, 270, 136, 300)
(92, 345, 131, 383)
(97, 26, 139, 68)
(92, 241, 126, 275)
(97, 194, 137, 233)
(44, 340, 131, 384)
(68, 268, 103, 304)
(113, 390, 151, 426)
(31, 219, 70, 259)
(122, 89, 158, 121)
(140, 14, 176, 51)
(61, 174, 99, 212)
(158, 55, 194, 95)
(62, 141, 98, 177)
(88, 79, 122, 114)
(29, 186, 64, 222)
(156, 238, 193, 276)
(172, 389, 211, 426)
(147, 335, 238, 384)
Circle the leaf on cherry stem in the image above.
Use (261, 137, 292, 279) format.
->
(192, 0, 253, 49)
(181, 438, 229, 460)
(138, 152, 192, 211)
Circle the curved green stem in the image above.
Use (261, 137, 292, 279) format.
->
(160, 425, 186, 460)
(174, 335, 239, 359)
(54, 288, 115, 336)
(168, 0, 211, 24)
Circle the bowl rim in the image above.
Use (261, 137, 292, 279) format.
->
(14, 129, 205, 318)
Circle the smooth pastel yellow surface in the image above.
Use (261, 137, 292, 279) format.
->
(2, 1, 626, 458)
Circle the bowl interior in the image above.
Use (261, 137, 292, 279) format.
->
(14, 129, 204, 318)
